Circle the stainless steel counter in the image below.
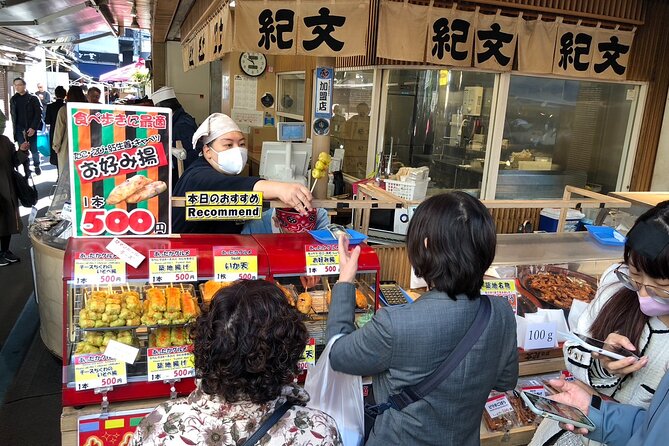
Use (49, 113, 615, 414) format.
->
(493, 232, 623, 276)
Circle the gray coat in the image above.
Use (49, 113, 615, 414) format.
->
(326, 282, 518, 446)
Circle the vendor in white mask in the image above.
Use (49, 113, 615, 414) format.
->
(172, 113, 313, 234)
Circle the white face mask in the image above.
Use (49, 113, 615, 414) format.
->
(214, 146, 248, 175)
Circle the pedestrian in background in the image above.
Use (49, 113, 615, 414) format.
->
(45, 86, 66, 169)
(9, 77, 43, 176)
(0, 134, 28, 266)
(52, 86, 87, 177)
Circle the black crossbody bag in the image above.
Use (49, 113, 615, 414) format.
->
(363, 295, 492, 440)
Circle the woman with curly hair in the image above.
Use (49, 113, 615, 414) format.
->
(132, 280, 342, 446)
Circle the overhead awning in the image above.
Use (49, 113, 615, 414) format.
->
(99, 58, 145, 82)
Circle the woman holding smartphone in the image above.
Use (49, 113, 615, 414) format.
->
(326, 192, 519, 446)
(531, 201, 669, 446)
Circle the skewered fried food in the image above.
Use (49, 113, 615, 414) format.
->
(171, 328, 187, 346)
(148, 288, 167, 312)
(166, 287, 181, 313)
(277, 283, 296, 306)
(355, 289, 368, 309)
(296, 292, 312, 314)
(106, 175, 152, 205)
(155, 328, 171, 348)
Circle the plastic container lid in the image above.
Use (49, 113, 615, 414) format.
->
(540, 208, 586, 220)
(308, 229, 367, 245)
(585, 225, 626, 246)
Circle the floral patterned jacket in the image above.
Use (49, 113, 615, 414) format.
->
(130, 383, 342, 446)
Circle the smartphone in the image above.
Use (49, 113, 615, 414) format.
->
(520, 391, 596, 432)
(326, 224, 350, 240)
(574, 333, 639, 361)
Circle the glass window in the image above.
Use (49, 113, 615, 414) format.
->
(381, 69, 497, 197)
(496, 76, 640, 199)
(333, 70, 374, 178)
(277, 73, 305, 119)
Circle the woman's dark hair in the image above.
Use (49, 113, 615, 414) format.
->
(590, 201, 669, 348)
(406, 191, 496, 299)
(191, 280, 308, 403)
(66, 86, 87, 103)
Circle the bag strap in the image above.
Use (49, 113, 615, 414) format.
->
(370, 295, 492, 415)
(241, 400, 293, 446)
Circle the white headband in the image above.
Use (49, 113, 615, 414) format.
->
(192, 113, 242, 148)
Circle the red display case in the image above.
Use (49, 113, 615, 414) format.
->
(62, 234, 380, 407)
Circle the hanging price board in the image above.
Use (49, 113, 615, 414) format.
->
(147, 345, 196, 382)
(73, 252, 126, 285)
(149, 249, 198, 283)
(305, 244, 339, 276)
(297, 338, 316, 370)
(74, 354, 127, 391)
(213, 247, 258, 281)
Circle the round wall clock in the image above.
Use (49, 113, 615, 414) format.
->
(239, 52, 267, 77)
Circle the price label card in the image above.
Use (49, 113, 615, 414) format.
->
(297, 338, 316, 371)
(524, 322, 558, 350)
(149, 249, 198, 283)
(213, 247, 258, 281)
(485, 394, 514, 419)
(481, 279, 518, 314)
(305, 244, 339, 276)
(521, 385, 546, 397)
(74, 354, 127, 391)
(73, 252, 126, 285)
(147, 345, 196, 382)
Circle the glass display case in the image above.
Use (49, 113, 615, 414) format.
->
(61, 234, 380, 407)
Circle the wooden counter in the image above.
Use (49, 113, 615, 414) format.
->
(609, 191, 669, 208)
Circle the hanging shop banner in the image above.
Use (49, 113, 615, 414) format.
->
(182, 41, 194, 72)
(209, 4, 234, 61)
(195, 26, 209, 68)
(314, 67, 334, 119)
(234, 0, 369, 56)
(296, 0, 369, 57)
(474, 12, 518, 71)
(235, 0, 298, 55)
(517, 17, 558, 74)
(426, 6, 477, 67)
(68, 103, 172, 237)
(590, 28, 634, 80)
(377, 1, 427, 62)
(552, 23, 595, 77)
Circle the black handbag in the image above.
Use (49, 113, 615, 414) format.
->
(13, 169, 38, 207)
(364, 295, 492, 440)
(241, 401, 293, 446)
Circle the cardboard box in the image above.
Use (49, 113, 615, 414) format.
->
(248, 126, 278, 155)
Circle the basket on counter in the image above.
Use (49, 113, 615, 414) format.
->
(383, 178, 430, 200)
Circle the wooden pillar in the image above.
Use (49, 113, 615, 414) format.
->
(310, 57, 335, 199)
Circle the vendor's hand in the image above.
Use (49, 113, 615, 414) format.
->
(300, 276, 320, 291)
(548, 378, 592, 435)
(278, 183, 313, 216)
(337, 234, 360, 284)
(593, 333, 647, 377)
(26, 128, 35, 137)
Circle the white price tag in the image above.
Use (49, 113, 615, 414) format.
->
(521, 385, 546, 397)
(485, 394, 514, 419)
(305, 244, 339, 276)
(524, 322, 558, 350)
(103, 340, 140, 365)
(106, 237, 145, 268)
(74, 354, 127, 391)
(147, 346, 196, 382)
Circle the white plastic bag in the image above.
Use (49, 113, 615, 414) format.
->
(304, 334, 364, 446)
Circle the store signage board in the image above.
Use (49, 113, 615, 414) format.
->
(184, 191, 263, 221)
(74, 354, 127, 391)
(485, 394, 514, 419)
(149, 249, 198, 283)
(314, 67, 333, 119)
(481, 279, 518, 314)
(68, 103, 172, 237)
(305, 244, 339, 276)
(298, 338, 316, 370)
(74, 252, 126, 285)
(78, 408, 153, 446)
(213, 246, 258, 281)
(147, 345, 196, 382)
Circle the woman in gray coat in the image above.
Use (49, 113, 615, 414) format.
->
(0, 135, 27, 266)
(327, 192, 519, 445)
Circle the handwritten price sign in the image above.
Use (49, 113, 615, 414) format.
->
(213, 246, 258, 281)
(305, 245, 339, 276)
(147, 345, 196, 382)
(74, 252, 126, 285)
(74, 354, 127, 391)
(149, 249, 198, 283)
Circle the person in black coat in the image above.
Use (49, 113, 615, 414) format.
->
(9, 77, 43, 176)
(0, 135, 28, 266)
(45, 86, 66, 168)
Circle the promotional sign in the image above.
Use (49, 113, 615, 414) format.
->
(74, 354, 127, 391)
(314, 67, 334, 119)
(184, 191, 263, 221)
(298, 338, 316, 370)
(78, 408, 153, 446)
(305, 244, 339, 276)
(68, 103, 172, 237)
(213, 246, 259, 281)
(147, 345, 196, 382)
(149, 249, 198, 283)
(73, 252, 126, 285)
(481, 279, 519, 314)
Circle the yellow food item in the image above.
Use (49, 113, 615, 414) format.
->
(203, 280, 232, 303)
(94, 320, 106, 328)
(148, 288, 167, 312)
(110, 318, 126, 327)
(166, 287, 182, 313)
(171, 328, 187, 346)
(318, 152, 332, 163)
(181, 292, 198, 320)
(315, 160, 326, 171)
(277, 283, 295, 306)
(296, 292, 312, 314)
(155, 328, 171, 348)
(356, 289, 368, 309)
(88, 298, 106, 313)
(105, 303, 121, 315)
(126, 317, 140, 326)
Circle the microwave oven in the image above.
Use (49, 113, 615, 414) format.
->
(367, 206, 417, 241)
